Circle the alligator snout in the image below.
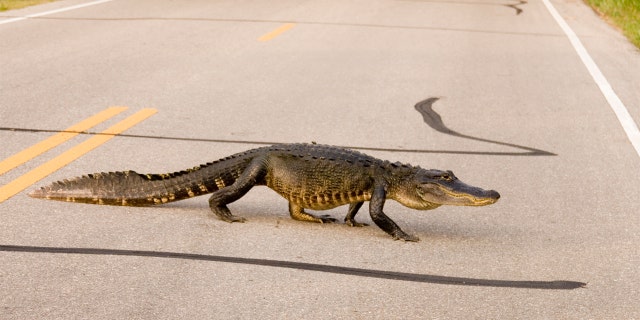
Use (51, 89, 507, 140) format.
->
(487, 190, 500, 200)
(476, 189, 500, 206)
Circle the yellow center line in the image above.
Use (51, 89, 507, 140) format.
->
(0, 108, 157, 203)
(0, 107, 128, 176)
(258, 23, 296, 42)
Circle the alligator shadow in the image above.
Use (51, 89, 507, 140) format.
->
(0, 245, 585, 290)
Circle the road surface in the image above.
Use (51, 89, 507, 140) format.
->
(1, 0, 639, 318)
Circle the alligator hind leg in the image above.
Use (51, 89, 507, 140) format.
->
(345, 202, 368, 227)
(208, 157, 267, 223)
(288, 202, 337, 223)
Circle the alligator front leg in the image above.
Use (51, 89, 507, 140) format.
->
(208, 157, 267, 223)
(369, 183, 419, 242)
(345, 202, 368, 227)
(288, 202, 337, 223)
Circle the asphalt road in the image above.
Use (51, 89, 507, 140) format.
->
(1, 0, 640, 318)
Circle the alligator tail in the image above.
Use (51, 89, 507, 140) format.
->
(28, 152, 257, 206)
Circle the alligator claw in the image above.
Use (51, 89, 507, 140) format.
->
(211, 206, 247, 223)
(229, 216, 247, 223)
(345, 220, 369, 227)
(318, 215, 338, 223)
(393, 231, 420, 242)
(221, 215, 247, 223)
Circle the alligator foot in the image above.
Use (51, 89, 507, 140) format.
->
(210, 205, 247, 223)
(317, 215, 338, 223)
(344, 202, 365, 227)
(393, 230, 420, 242)
(289, 203, 336, 223)
(345, 219, 369, 227)
(221, 215, 247, 223)
(294, 212, 337, 224)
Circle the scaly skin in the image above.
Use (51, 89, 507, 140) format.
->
(29, 143, 500, 241)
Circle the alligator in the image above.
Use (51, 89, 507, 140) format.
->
(29, 143, 500, 241)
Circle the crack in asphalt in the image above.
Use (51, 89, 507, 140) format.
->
(397, 0, 527, 15)
(414, 97, 555, 156)
(0, 125, 555, 157)
(0, 9, 557, 38)
(0, 245, 586, 289)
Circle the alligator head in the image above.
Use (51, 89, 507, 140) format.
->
(393, 169, 500, 210)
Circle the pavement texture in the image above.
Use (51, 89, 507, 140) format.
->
(1, 0, 639, 318)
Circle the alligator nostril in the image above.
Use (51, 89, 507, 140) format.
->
(490, 190, 500, 200)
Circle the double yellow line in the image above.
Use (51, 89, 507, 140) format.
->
(0, 107, 157, 203)
(0, 23, 296, 203)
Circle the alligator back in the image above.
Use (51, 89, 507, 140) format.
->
(263, 144, 386, 210)
(28, 147, 263, 206)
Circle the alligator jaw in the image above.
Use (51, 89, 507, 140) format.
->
(440, 186, 500, 206)
(417, 181, 500, 207)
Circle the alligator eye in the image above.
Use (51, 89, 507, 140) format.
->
(439, 174, 453, 182)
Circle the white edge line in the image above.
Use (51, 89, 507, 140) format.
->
(542, 0, 640, 158)
(0, 0, 113, 25)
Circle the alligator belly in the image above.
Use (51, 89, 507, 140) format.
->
(272, 188, 372, 211)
